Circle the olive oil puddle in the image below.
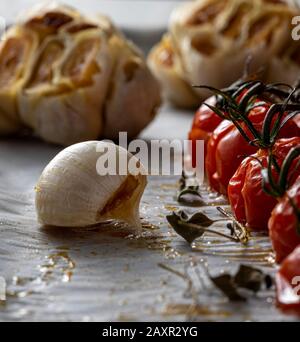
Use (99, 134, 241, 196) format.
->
(2, 248, 76, 306)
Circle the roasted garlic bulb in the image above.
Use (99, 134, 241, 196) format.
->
(148, 35, 199, 108)
(35, 141, 147, 229)
(0, 3, 161, 144)
(148, 0, 299, 107)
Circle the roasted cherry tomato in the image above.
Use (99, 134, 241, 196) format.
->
(276, 245, 300, 315)
(206, 102, 300, 195)
(269, 175, 300, 263)
(228, 137, 300, 231)
(189, 96, 223, 165)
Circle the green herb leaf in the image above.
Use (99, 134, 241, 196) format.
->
(210, 274, 246, 302)
(234, 265, 264, 293)
(166, 211, 214, 244)
(167, 210, 247, 244)
(177, 186, 205, 206)
(210, 265, 273, 301)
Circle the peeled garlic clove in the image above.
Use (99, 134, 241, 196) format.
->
(0, 25, 38, 135)
(148, 35, 199, 108)
(19, 28, 112, 145)
(35, 141, 147, 229)
(102, 38, 161, 140)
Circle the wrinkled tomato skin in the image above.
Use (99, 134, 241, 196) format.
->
(206, 103, 300, 195)
(228, 153, 277, 231)
(269, 175, 300, 263)
(205, 120, 234, 193)
(294, 115, 300, 129)
(276, 245, 300, 315)
(228, 138, 300, 231)
(189, 96, 223, 166)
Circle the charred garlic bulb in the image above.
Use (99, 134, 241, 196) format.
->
(148, 0, 299, 107)
(0, 3, 160, 144)
(35, 141, 147, 229)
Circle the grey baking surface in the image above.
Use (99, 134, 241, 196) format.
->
(0, 105, 299, 322)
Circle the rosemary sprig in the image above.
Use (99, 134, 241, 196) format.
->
(261, 146, 300, 235)
(262, 146, 300, 197)
(196, 80, 300, 150)
(216, 207, 249, 244)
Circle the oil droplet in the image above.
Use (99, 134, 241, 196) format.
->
(164, 205, 179, 212)
(38, 251, 76, 284)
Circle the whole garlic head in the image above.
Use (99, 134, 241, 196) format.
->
(0, 2, 161, 144)
(148, 0, 299, 106)
(35, 141, 147, 229)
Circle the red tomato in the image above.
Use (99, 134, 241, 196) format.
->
(294, 115, 300, 129)
(276, 245, 300, 315)
(269, 175, 300, 263)
(189, 96, 223, 167)
(228, 138, 300, 231)
(206, 102, 300, 195)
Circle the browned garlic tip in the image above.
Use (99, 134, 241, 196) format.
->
(0, 2, 161, 144)
(148, 0, 300, 107)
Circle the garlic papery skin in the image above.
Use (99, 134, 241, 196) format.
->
(102, 38, 161, 140)
(35, 141, 147, 230)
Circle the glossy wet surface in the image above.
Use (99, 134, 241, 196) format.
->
(0, 132, 298, 322)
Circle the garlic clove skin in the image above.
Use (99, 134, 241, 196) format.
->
(35, 141, 147, 229)
(102, 38, 161, 140)
(148, 35, 199, 109)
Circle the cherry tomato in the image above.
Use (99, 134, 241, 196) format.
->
(228, 137, 300, 231)
(276, 245, 300, 315)
(269, 175, 300, 263)
(189, 96, 223, 168)
(206, 102, 300, 195)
